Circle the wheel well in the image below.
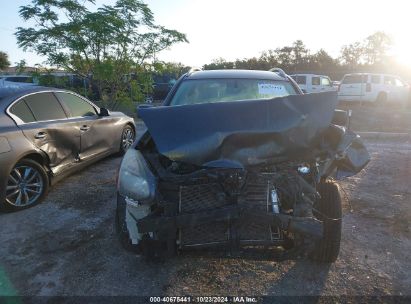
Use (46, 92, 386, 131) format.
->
(126, 123, 136, 134)
(21, 153, 47, 167)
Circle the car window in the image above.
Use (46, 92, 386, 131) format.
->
(371, 75, 380, 84)
(384, 76, 395, 86)
(321, 77, 331, 86)
(5, 77, 33, 83)
(312, 77, 320, 85)
(342, 75, 356, 84)
(342, 75, 366, 84)
(55, 92, 96, 117)
(24, 92, 67, 121)
(170, 79, 298, 106)
(291, 75, 306, 85)
(9, 100, 36, 123)
(395, 78, 405, 87)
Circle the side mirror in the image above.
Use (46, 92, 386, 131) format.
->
(99, 107, 110, 116)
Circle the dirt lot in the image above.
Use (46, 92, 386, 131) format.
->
(0, 136, 410, 298)
(338, 103, 411, 132)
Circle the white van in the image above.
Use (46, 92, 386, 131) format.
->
(338, 73, 409, 104)
(290, 74, 335, 93)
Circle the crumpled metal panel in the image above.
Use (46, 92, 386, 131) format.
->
(140, 91, 339, 168)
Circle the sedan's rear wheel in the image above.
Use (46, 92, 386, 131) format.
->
(3, 159, 49, 211)
(119, 125, 135, 155)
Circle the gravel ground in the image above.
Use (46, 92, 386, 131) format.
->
(0, 138, 410, 297)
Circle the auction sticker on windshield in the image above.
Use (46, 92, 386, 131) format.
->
(258, 82, 287, 96)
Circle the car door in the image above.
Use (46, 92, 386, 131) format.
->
(11, 92, 81, 175)
(339, 74, 365, 98)
(55, 92, 119, 161)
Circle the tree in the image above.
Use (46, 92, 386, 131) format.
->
(16, 0, 188, 109)
(203, 58, 235, 70)
(15, 59, 27, 74)
(340, 42, 364, 67)
(0, 51, 10, 70)
(153, 61, 190, 79)
(363, 31, 392, 65)
(291, 40, 309, 67)
(308, 49, 337, 70)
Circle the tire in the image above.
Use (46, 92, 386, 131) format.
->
(2, 159, 49, 212)
(119, 125, 135, 155)
(311, 181, 342, 263)
(115, 196, 141, 253)
(376, 92, 387, 104)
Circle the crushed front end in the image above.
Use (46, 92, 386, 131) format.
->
(116, 92, 370, 261)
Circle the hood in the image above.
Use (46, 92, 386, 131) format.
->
(139, 91, 339, 168)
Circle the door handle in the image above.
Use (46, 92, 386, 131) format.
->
(34, 132, 46, 139)
(80, 125, 90, 131)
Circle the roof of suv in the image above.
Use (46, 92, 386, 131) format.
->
(186, 70, 288, 81)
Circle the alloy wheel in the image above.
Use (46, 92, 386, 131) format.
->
(121, 128, 134, 151)
(6, 165, 44, 207)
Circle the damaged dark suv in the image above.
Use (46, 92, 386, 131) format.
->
(115, 68, 370, 262)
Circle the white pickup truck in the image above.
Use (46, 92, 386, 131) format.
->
(290, 74, 335, 93)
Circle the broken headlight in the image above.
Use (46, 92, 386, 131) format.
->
(117, 149, 156, 203)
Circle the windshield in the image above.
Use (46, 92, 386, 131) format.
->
(170, 78, 298, 106)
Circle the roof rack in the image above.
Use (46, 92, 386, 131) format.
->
(188, 67, 202, 75)
(268, 68, 288, 79)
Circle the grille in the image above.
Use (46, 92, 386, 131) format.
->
(179, 183, 230, 246)
(180, 222, 229, 246)
(179, 183, 228, 213)
(239, 180, 273, 240)
(178, 179, 282, 247)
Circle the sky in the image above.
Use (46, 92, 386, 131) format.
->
(0, 0, 411, 67)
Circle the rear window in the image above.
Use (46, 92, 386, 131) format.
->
(24, 92, 67, 121)
(342, 75, 367, 84)
(291, 75, 306, 85)
(170, 79, 298, 106)
(9, 100, 36, 123)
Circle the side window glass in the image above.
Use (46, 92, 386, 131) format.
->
(312, 77, 320, 85)
(342, 75, 362, 84)
(9, 100, 36, 123)
(297, 76, 307, 84)
(384, 76, 394, 86)
(24, 93, 67, 121)
(55, 92, 96, 117)
(371, 75, 380, 84)
(321, 77, 331, 86)
(395, 78, 405, 87)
